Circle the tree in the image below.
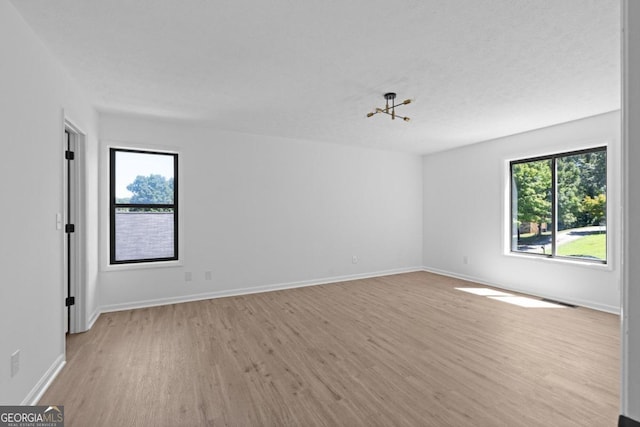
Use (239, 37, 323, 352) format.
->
(512, 160, 552, 236)
(578, 151, 607, 198)
(127, 174, 174, 204)
(556, 156, 582, 230)
(512, 149, 606, 243)
(576, 151, 606, 226)
(556, 151, 607, 229)
(581, 194, 606, 226)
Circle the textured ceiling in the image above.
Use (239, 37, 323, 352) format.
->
(10, 0, 620, 154)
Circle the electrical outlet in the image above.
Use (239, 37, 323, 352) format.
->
(185, 272, 192, 282)
(352, 256, 359, 264)
(204, 271, 212, 280)
(11, 350, 19, 377)
(463, 255, 469, 265)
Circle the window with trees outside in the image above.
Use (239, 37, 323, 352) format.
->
(510, 147, 606, 263)
(110, 148, 178, 264)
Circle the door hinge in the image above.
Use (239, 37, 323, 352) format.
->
(65, 224, 75, 233)
(65, 150, 75, 160)
(65, 296, 75, 307)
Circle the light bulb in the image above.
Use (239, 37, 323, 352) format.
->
(403, 116, 410, 122)
(367, 112, 374, 117)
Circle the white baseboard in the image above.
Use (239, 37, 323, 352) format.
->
(100, 266, 423, 314)
(86, 309, 100, 330)
(421, 266, 621, 314)
(22, 354, 65, 405)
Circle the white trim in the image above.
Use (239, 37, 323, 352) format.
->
(22, 355, 65, 405)
(621, 0, 630, 416)
(502, 142, 614, 269)
(60, 115, 68, 338)
(100, 266, 422, 313)
(502, 139, 611, 164)
(104, 259, 183, 272)
(421, 266, 620, 314)
(99, 139, 184, 272)
(86, 309, 101, 331)
(63, 114, 88, 333)
(502, 251, 613, 271)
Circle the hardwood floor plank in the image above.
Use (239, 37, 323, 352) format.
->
(40, 271, 619, 426)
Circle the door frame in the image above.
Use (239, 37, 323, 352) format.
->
(62, 115, 86, 334)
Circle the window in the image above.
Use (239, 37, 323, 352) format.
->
(110, 148, 178, 264)
(510, 147, 606, 263)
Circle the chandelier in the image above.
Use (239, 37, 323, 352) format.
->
(366, 92, 412, 122)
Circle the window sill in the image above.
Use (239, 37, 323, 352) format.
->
(503, 251, 612, 271)
(102, 259, 183, 272)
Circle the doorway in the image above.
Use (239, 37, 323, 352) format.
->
(63, 120, 85, 334)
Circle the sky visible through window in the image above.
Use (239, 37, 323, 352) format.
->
(115, 151, 174, 199)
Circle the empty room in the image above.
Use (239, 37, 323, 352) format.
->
(1, 1, 639, 426)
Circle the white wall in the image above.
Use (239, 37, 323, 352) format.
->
(622, 0, 640, 421)
(0, 2, 99, 404)
(423, 111, 621, 313)
(98, 114, 423, 310)
(2, 0, 629, 412)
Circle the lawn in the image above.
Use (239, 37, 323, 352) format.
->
(557, 233, 606, 260)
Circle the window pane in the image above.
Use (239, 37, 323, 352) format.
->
(556, 151, 607, 261)
(115, 151, 175, 204)
(511, 159, 552, 255)
(114, 208, 175, 261)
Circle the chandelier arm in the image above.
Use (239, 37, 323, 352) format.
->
(366, 92, 412, 121)
(377, 110, 408, 119)
(383, 111, 410, 121)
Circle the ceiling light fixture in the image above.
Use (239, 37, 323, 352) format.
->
(367, 92, 412, 122)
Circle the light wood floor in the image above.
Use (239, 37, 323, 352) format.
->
(40, 271, 619, 426)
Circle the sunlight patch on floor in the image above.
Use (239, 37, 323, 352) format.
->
(456, 288, 565, 308)
(455, 287, 513, 297)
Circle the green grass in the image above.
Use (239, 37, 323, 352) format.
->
(557, 234, 606, 260)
